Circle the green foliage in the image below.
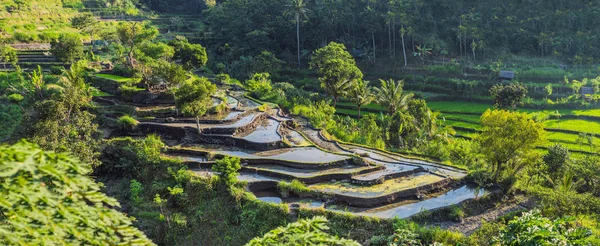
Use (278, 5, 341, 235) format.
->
(130, 179, 144, 203)
(543, 144, 570, 181)
(0, 104, 22, 139)
(496, 209, 591, 245)
(7, 93, 23, 103)
(388, 228, 420, 246)
(229, 51, 284, 80)
(98, 135, 168, 180)
(71, 13, 96, 29)
(174, 77, 217, 131)
(145, 59, 188, 88)
(136, 41, 175, 63)
(23, 62, 100, 166)
(374, 79, 413, 115)
(50, 34, 83, 63)
(489, 82, 528, 110)
(348, 79, 374, 119)
(277, 180, 315, 198)
(0, 141, 154, 245)
(212, 156, 241, 186)
(291, 100, 335, 129)
(0, 45, 18, 68)
(475, 109, 545, 183)
(245, 72, 273, 97)
(311, 42, 362, 105)
(116, 22, 159, 66)
(247, 216, 360, 245)
(169, 36, 208, 70)
(117, 115, 139, 130)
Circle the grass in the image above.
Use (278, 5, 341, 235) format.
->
(544, 119, 600, 134)
(95, 74, 142, 84)
(92, 89, 113, 97)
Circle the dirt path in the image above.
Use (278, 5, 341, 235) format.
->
(433, 200, 531, 235)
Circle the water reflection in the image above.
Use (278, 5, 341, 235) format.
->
(363, 185, 483, 219)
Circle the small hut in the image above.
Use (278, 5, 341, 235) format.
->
(498, 70, 515, 81)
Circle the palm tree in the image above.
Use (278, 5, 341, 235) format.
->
(373, 79, 413, 115)
(413, 44, 432, 65)
(287, 0, 308, 68)
(349, 80, 374, 119)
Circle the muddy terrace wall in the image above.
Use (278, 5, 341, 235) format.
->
(168, 148, 357, 170)
(244, 165, 384, 185)
(350, 167, 426, 186)
(141, 110, 246, 124)
(328, 178, 456, 208)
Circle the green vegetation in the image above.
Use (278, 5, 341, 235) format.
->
(117, 115, 139, 130)
(212, 156, 242, 186)
(0, 141, 152, 245)
(174, 77, 217, 132)
(247, 216, 360, 245)
(311, 42, 363, 106)
(50, 34, 84, 63)
(4, 0, 600, 245)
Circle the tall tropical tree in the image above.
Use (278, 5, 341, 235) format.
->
(311, 42, 363, 107)
(286, 0, 308, 68)
(349, 80, 374, 119)
(373, 79, 413, 114)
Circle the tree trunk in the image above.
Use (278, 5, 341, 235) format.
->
(458, 37, 462, 57)
(196, 116, 201, 134)
(472, 38, 476, 60)
(401, 33, 407, 67)
(392, 19, 396, 58)
(333, 96, 338, 108)
(296, 16, 301, 68)
(357, 105, 362, 119)
(388, 23, 392, 58)
(372, 31, 376, 62)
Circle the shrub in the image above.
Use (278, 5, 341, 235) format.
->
(117, 115, 139, 130)
(7, 93, 23, 103)
(50, 34, 84, 63)
(496, 209, 592, 245)
(212, 156, 241, 186)
(277, 180, 314, 198)
(245, 72, 272, 97)
(216, 73, 230, 84)
(247, 216, 360, 245)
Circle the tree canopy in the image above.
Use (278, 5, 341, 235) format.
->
(475, 109, 546, 182)
(311, 42, 363, 106)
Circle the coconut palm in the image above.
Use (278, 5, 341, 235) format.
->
(373, 79, 413, 114)
(349, 80, 374, 119)
(286, 0, 308, 68)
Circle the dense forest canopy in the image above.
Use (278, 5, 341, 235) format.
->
(199, 0, 600, 64)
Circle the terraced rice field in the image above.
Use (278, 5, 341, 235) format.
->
(95, 84, 472, 220)
(310, 173, 445, 198)
(336, 100, 600, 156)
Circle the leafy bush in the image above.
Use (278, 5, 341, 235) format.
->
(291, 100, 335, 129)
(277, 180, 315, 198)
(245, 72, 273, 97)
(0, 141, 152, 244)
(216, 73, 230, 84)
(50, 34, 84, 63)
(117, 115, 139, 130)
(7, 93, 23, 103)
(496, 209, 592, 245)
(247, 216, 360, 245)
(212, 156, 241, 186)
